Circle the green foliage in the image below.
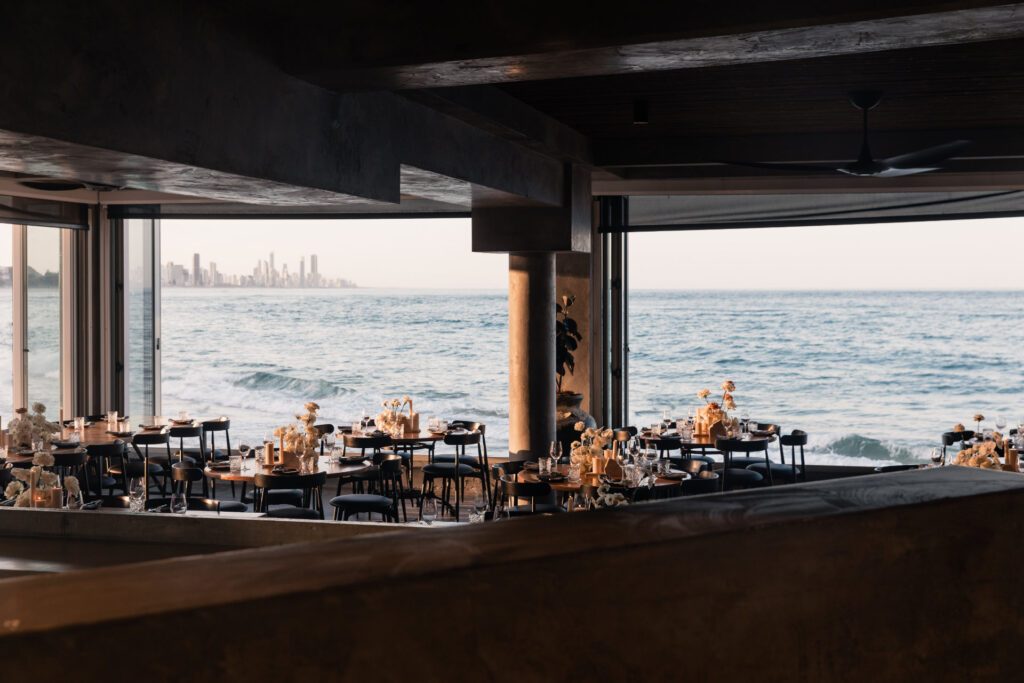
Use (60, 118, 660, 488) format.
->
(556, 294, 583, 393)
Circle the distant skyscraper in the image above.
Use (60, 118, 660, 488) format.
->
(269, 251, 275, 272)
(209, 261, 218, 287)
(193, 253, 201, 286)
(310, 254, 318, 287)
(299, 256, 305, 288)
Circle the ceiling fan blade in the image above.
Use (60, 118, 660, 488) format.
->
(873, 167, 940, 177)
(882, 140, 971, 169)
(721, 160, 841, 174)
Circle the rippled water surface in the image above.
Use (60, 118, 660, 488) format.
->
(157, 288, 1023, 464)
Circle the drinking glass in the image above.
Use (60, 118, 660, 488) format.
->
(929, 447, 943, 467)
(662, 409, 671, 424)
(177, 409, 190, 422)
(421, 496, 438, 525)
(106, 410, 118, 428)
(549, 441, 562, 464)
(539, 457, 551, 477)
(128, 478, 146, 512)
(568, 463, 582, 483)
(238, 443, 251, 459)
(229, 455, 243, 473)
(170, 491, 187, 514)
(994, 415, 1007, 433)
(469, 494, 488, 523)
(74, 416, 85, 432)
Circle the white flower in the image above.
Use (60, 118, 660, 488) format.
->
(574, 421, 585, 431)
(4, 481, 23, 499)
(31, 402, 46, 414)
(32, 451, 55, 467)
(64, 476, 80, 496)
(39, 471, 58, 488)
(11, 468, 31, 483)
(14, 491, 32, 507)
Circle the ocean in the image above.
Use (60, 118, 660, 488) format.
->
(159, 288, 1023, 466)
(2, 287, 1021, 467)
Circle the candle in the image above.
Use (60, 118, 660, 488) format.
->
(263, 442, 274, 466)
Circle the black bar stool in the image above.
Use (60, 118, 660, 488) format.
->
(437, 421, 491, 506)
(420, 431, 485, 520)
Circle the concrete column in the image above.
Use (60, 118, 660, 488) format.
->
(508, 253, 556, 460)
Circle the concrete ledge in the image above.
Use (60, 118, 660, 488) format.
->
(0, 468, 1021, 679)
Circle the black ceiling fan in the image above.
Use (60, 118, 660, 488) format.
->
(724, 92, 970, 177)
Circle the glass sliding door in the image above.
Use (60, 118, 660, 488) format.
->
(0, 224, 13, 418)
(124, 218, 160, 419)
(23, 226, 62, 414)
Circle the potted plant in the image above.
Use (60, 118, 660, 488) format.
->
(556, 295, 595, 441)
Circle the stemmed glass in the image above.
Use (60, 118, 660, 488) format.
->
(994, 415, 1007, 434)
(128, 477, 146, 512)
(549, 441, 563, 467)
(929, 447, 944, 467)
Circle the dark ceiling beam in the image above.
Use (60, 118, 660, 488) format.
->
(0, 2, 566, 209)
(401, 87, 592, 165)
(595, 128, 1024, 167)
(592, 169, 1024, 194)
(289, 3, 1024, 89)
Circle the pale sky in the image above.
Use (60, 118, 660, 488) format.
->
(162, 216, 1024, 290)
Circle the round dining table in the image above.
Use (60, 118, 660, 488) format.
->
(517, 463, 690, 496)
(203, 453, 374, 484)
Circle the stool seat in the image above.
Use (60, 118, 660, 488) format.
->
(728, 456, 770, 468)
(747, 462, 801, 482)
(149, 453, 197, 466)
(422, 463, 476, 477)
(217, 500, 249, 513)
(109, 462, 164, 478)
(264, 506, 320, 519)
(432, 454, 481, 467)
(329, 493, 394, 520)
(669, 454, 715, 466)
(723, 467, 763, 490)
(243, 489, 303, 507)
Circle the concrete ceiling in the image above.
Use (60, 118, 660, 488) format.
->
(1, 1, 1023, 211)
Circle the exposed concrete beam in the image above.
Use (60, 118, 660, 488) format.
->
(402, 87, 592, 164)
(0, 3, 567, 210)
(595, 128, 1024, 168)
(292, 3, 1024, 89)
(592, 169, 1024, 195)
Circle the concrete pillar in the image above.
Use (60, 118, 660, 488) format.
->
(508, 253, 556, 460)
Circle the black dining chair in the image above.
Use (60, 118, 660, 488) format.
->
(420, 431, 486, 520)
(170, 463, 248, 511)
(941, 430, 975, 462)
(434, 422, 491, 505)
(329, 456, 405, 522)
(715, 438, 768, 491)
(490, 460, 529, 506)
(497, 477, 562, 516)
(201, 418, 233, 462)
(129, 432, 173, 496)
(253, 471, 326, 519)
(51, 449, 90, 493)
(679, 470, 720, 496)
(168, 423, 206, 464)
(337, 434, 393, 496)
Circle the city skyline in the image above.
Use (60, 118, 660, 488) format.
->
(163, 251, 356, 288)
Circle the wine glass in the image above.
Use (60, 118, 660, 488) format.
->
(929, 447, 943, 467)
(238, 443, 251, 459)
(421, 496, 438, 525)
(994, 415, 1007, 433)
(549, 441, 562, 466)
(170, 490, 187, 514)
(471, 493, 488, 523)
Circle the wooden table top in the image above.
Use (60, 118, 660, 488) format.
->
(519, 464, 689, 493)
(640, 432, 775, 449)
(203, 454, 373, 483)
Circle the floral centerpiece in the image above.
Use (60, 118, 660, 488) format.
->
(954, 440, 1003, 469)
(593, 483, 628, 508)
(377, 396, 412, 436)
(272, 402, 321, 472)
(694, 381, 737, 435)
(8, 403, 59, 449)
(571, 423, 614, 474)
(8, 450, 62, 507)
(972, 414, 985, 433)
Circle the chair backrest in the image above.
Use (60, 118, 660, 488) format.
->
(133, 431, 170, 446)
(444, 431, 481, 446)
(254, 471, 327, 490)
(941, 431, 974, 446)
(613, 427, 637, 442)
(450, 420, 485, 434)
(654, 436, 682, 452)
(202, 417, 231, 432)
(495, 460, 527, 477)
(500, 477, 552, 511)
(344, 434, 391, 450)
(170, 464, 204, 484)
(169, 425, 203, 439)
(314, 423, 335, 436)
(51, 449, 88, 467)
(680, 458, 708, 475)
(780, 432, 808, 447)
(681, 471, 720, 495)
(715, 437, 769, 454)
(87, 440, 127, 458)
(85, 414, 108, 422)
